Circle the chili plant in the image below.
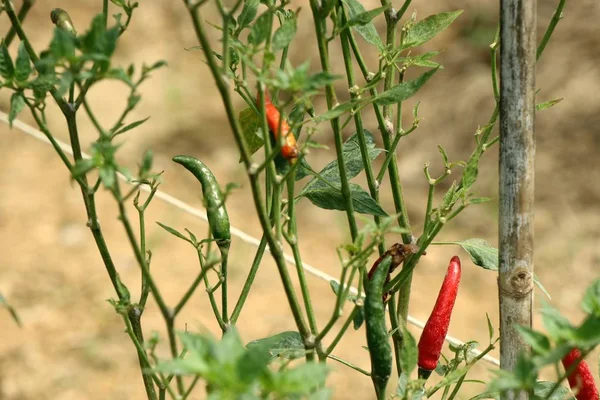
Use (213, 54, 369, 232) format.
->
(1, 0, 590, 399)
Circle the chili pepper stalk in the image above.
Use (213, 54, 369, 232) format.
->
(367, 243, 420, 302)
(561, 348, 599, 400)
(417, 256, 462, 380)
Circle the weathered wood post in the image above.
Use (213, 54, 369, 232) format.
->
(498, 0, 536, 399)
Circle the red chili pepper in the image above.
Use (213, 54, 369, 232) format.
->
(417, 256, 461, 380)
(257, 91, 298, 161)
(561, 348, 599, 400)
(367, 243, 420, 302)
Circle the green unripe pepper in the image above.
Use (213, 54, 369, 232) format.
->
(365, 254, 393, 399)
(172, 155, 231, 252)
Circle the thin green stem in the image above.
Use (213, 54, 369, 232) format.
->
(197, 249, 226, 331)
(325, 306, 359, 355)
(339, 8, 384, 254)
(102, 0, 109, 28)
(388, 293, 403, 376)
(173, 264, 210, 316)
(230, 236, 268, 323)
(82, 97, 106, 135)
(4, 0, 35, 46)
(536, 0, 566, 61)
(309, 0, 358, 241)
(127, 308, 160, 400)
(327, 354, 371, 376)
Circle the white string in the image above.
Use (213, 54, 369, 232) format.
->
(0, 110, 500, 367)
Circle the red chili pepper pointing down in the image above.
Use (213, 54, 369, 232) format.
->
(562, 348, 599, 400)
(257, 91, 299, 161)
(417, 256, 462, 380)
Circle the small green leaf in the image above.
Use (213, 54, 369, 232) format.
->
(237, 0, 260, 30)
(50, 27, 76, 60)
(0, 40, 15, 79)
(534, 381, 575, 400)
(312, 101, 356, 123)
(275, 363, 330, 394)
(486, 313, 494, 342)
(15, 42, 32, 82)
(99, 165, 116, 189)
(403, 11, 463, 49)
(71, 159, 96, 179)
(303, 183, 388, 216)
(446, 238, 498, 271)
(541, 305, 572, 340)
(462, 152, 480, 189)
(374, 68, 438, 106)
(236, 343, 271, 384)
(347, 4, 389, 27)
(246, 331, 305, 361)
(30, 74, 58, 99)
(238, 107, 264, 159)
(515, 325, 551, 354)
(341, 0, 383, 48)
(400, 325, 418, 376)
(156, 222, 194, 245)
(248, 12, 271, 46)
(0, 292, 22, 327)
(113, 117, 150, 136)
(582, 279, 600, 316)
(536, 98, 563, 111)
(8, 92, 26, 127)
(399, 51, 443, 68)
(272, 17, 297, 51)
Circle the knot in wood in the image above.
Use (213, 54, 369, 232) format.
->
(499, 267, 533, 299)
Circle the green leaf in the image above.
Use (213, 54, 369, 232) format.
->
(312, 101, 356, 123)
(71, 159, 96, 179)
(462, 151, 480, 189)
(541, 305, 573, 340)
(8, 92, 26, 127)
(50, 27, 76, 60)
(99, 165, 116, 189)
(515, 325, 551, 355)
(113, 117, 150, 136)
(582, 279, 600, 316)
(536, 98, 563, 111)
(403, 11, 463, 49)
(486, 313, 494, 342)
(248, 12, 271, 46)
(237, 0, 260, 30)
(571, 315, 600, 347)
(236, 344, 271, 384)
(374, 68, 438, 106)
(274, 363, 329, 395)
(246, 331, 305, 361)
(0, 40, 14, 79)
(447, 238, 498, 271)
(272, 17, 297, 51)
(300, 131, 383, 194)
(534, 381, 575, 400)
(81, 15, 119, 61)
(30, 74, 58, 99)
(398, 51, 443, 68)
(0, 292, 22, 327)
(15, 42, 32, 82)
(400, 325, 418, 376)
(347, 4, 389, 27)
(341, 0, 383, 48)
(303, 182, 388, 216)
(156, 222, 194, 245)
(238, 107, 264, 159)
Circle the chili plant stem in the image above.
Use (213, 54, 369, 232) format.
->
(4, 0, 35, 46)
(230, 236, 268, 323)
(339, 8, 385, 255)
(185, 3, 311, 340)
(309, 0, 358, 241)
(328, 354, 371, 376)
(536, 0, 566, 61)
(325, 305, 359, 355)
(197, 249, 226, 331)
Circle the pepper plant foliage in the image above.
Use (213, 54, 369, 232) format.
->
(0, 0, 588, 399)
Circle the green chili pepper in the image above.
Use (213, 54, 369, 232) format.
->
(173, 155, 231, 323)
(365, 254, 393, 400)
(172, 155, 231, 250)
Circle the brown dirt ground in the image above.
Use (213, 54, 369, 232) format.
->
(1, 0, 599, 399)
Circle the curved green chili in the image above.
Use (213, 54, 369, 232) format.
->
(365, 254, 393, 400)
(173, 155, 231, 324)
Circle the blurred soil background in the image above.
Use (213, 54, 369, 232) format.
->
(1, 0, 599, 399)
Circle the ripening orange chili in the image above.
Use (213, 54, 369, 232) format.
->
(257, 91, 299, 161)
(562, 348, 599, 400)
